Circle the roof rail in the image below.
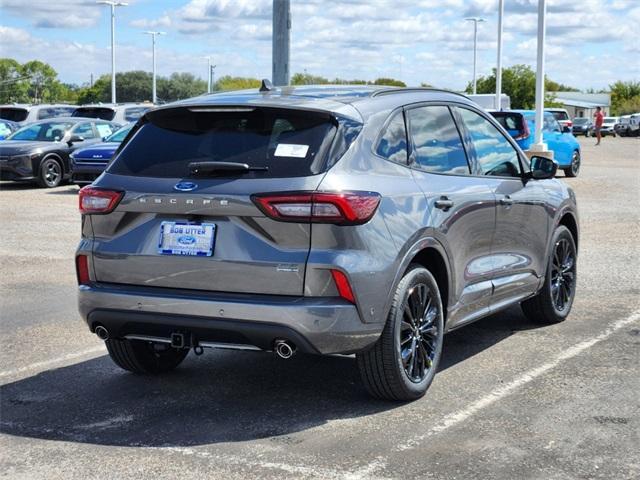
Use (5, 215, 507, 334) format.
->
(372, 87, 469, 99)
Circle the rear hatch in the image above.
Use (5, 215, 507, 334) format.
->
(490, 111, 529, 141)
(0, 107, 29, 123)
(89, 105, 355, 296)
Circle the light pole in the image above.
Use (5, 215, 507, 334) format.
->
(97, 1, 128, 104)
(465, 17, 485, 95)
(533, 0, 548, 150)
(272, 0, 291, 86)
(144, 31, 165, 104)
(496, 0, 504, 109)
(204, 56, 216, 93)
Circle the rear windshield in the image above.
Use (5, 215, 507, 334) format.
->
(549, 110, 569, 121)
(37, 106, 75, 119)
(0, 108, 28, 122)
(490, 112, 524, 131)
(124, 107, 149, 122)
(108, 107, 339, 178)
(73, 107, 116, 121)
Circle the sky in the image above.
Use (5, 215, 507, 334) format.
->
(0, 0, 638, 92)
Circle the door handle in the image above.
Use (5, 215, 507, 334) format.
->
(434, 196, 454, 211)
(499, 195, 514, 206)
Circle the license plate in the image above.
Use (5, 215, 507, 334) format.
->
(158, 222, 216, 256)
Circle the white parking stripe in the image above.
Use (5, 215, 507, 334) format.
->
(396, 309, 640, 451)
(0, 345, 106, 383)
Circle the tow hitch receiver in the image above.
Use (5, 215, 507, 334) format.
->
(171, 332, 186, 348)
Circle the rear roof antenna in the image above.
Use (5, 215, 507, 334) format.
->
(259, 79, 274, 92)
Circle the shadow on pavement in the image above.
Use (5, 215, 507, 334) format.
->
(0, 306, 541, 447)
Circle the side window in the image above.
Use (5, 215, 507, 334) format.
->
(544, 115, 560, 132)
(375, 111, 408, 164)
(96, 122, 115, 138)
(407, 106, 469, 175)
(457, 108, 522, 178)
(73, 122, 96, 139)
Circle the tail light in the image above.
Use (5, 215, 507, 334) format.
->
(252, 191, 380, 225)
(79, 186, 123, 214)
(330, 269, 356, 304)
(566, 120, 573, 128)
(76, 254, 90, 285)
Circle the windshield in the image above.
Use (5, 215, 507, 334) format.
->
(0, 108, 29, 122)
(106, 124, 133, 142)
(8, 121, 74, 141)
(72, 107, 116, 121)
(108, 107, 339, 179)
(603, 117, 617, 123)
(573, 118, 589, 125)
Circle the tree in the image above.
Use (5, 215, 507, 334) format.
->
(213, 76, 261, 91)
(291, 73, 329, 85)
(465, 64, 579, 109)
(609, 80, 640, 115)
(157, 73, 207, 101)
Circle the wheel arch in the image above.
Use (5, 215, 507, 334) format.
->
(558, 211, 579, 251)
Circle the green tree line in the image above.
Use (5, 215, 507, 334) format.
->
(2, 58, 638, 114)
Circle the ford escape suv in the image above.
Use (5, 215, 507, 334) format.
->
(76, 84, 579, 401)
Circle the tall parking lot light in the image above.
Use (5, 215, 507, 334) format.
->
(496, 0, 504, 109)
(144, 31, 165, 104)
(533, 0, 548, 150)
(465, 17, 485, 95)
(97, 1, 128, 104)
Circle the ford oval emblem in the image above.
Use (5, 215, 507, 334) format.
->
(177, 235, 197, 245)
(174, 182, 197, 192)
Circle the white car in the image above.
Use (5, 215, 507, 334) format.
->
(546, 108, 572, 129)
(0, 104, 76, 125)
(600, 117, 618, 137)
(72, 103, 154, 126)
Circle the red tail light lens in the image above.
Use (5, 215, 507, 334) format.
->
(79, 187, 123, 214)
(76, 254, 90, 285)
(330, 269, 356, 304)
(252, 191, 380, 225)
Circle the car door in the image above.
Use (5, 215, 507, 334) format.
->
(405, 104, 497, 328)
(542, 114, 573, 165)
(455, 106, 550, 312)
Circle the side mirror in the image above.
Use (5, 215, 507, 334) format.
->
(68, 135, 84, 144)
(529, 156, 558, 180)
(562, 126, 571, 133)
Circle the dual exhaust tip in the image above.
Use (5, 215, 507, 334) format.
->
(94, 326, 296, 359)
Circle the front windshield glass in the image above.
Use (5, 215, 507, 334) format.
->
(8, 121, 74, 142)
(573, 118, 589, 125)
(106, 124, 133, 143)
(604, 117, 617, 123)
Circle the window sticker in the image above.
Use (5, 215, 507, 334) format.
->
(274, 143, 309, 158)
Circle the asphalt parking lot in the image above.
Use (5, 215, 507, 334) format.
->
(1, 136, 638, 480)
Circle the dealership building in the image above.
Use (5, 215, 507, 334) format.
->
(553, 92, 611, 118)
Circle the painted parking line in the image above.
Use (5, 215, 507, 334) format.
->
(0, 345, 106, 383)
(396, 309, 640, 451)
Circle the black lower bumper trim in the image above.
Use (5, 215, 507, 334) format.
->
(87, 309, 320, 354)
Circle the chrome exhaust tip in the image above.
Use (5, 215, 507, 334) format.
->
(274, 339, 296, 359)
(95, 325, 109, 341)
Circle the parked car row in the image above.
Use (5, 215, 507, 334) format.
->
(615, 113, 640, 136)
(0, 102, 152, 127)
(0, 102, 152, 188)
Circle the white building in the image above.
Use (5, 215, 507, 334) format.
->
(552, 92, 611, 118)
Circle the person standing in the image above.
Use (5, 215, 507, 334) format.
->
(594, 106, 604, 145)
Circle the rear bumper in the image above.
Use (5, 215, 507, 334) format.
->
(70, 161, 106, 184)
(78, 282, 382, 355)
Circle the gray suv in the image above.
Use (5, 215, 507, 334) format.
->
(76, 85, 579, 401)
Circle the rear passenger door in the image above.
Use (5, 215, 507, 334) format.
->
(455, 107, 550, 311)
(405, 104, 497, 328)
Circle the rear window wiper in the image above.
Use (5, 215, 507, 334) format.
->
(188, 161, 269, 176)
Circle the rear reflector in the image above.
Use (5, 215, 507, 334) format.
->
(76, 254, 90, 285)
(252, 191, 380, 225)
(79, 186, 123, 214)
(330, 269, 356, 304)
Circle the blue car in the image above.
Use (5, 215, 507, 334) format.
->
(0, 119, 19, 140)
(490, 110, 581, 177)
(70, 123, 134, 185)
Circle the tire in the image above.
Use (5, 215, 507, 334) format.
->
(563, 150, 580, 177)
(105, 338, 189, 374)
(37, 156, 63, 188)
(356, 265, 444, 401)
(522, 225, 577, 325)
